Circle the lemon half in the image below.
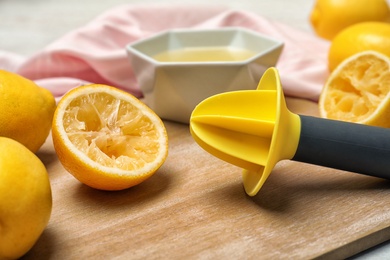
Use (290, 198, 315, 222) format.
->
(320, 51, 390, 127)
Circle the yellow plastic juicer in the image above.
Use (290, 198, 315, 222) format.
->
(190, 67, 390, 196)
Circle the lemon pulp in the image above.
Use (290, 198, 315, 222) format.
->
(63, 92, 162, 171)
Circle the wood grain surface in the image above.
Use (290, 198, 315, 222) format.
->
(20, 98, 390, 259)
(2, 1, 390, 258)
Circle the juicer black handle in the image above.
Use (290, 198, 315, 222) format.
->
(292, 115, 390, 179)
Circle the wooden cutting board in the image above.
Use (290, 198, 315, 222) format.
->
(22, 97, 390, 259)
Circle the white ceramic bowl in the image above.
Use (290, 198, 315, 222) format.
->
(127, 27, 284, 123)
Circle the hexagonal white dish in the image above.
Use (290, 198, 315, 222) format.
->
(127, 27, 284, 123)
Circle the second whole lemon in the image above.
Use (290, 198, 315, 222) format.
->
(328, 22, 390, 71)
(0, 70, 56, 153)
(0, 137, 52, 260)
(310, 0, 390, 40)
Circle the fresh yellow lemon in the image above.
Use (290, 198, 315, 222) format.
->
(310, 0, 390, 40)
(0, 137, 52, 260)
(52, 84, 168, 190)
(319, 51, 390, 127)
(328, 22, 390, 71)
(0, 70, 56, 153)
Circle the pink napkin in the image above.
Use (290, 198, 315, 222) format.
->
(1, 4, 330, 101)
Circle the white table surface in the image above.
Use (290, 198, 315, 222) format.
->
(1, 0, 389, 258)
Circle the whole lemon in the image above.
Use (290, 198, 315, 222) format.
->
(0, 137, 52, 260)
(0, 70, 56, 153)
(328, 22, 390, 71)
(310, 0, 390, 40)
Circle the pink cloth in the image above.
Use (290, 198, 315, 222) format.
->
(0, 4, 330, 101)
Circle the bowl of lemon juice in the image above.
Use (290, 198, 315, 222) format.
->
(127, 27, 284, 123)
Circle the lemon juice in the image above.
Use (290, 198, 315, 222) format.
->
(153, 46, 256, 62)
